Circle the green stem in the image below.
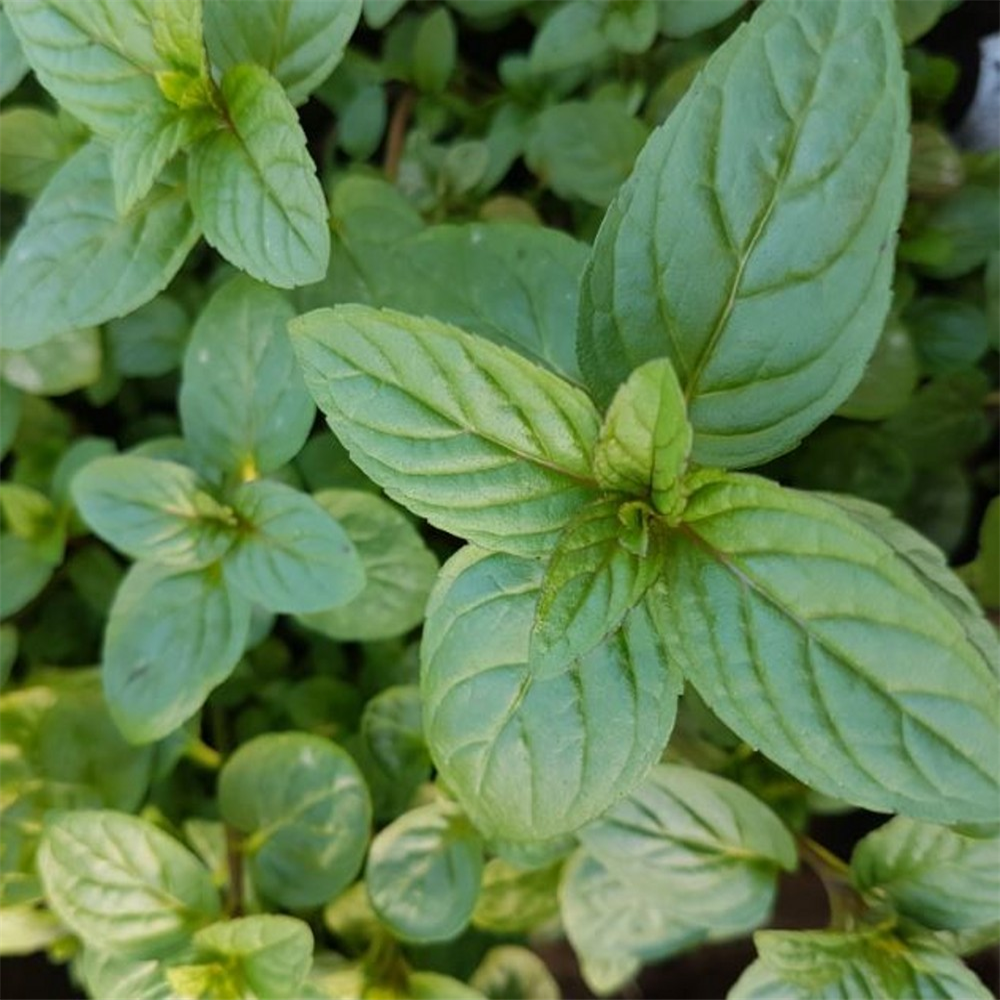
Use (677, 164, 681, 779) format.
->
(798, 835, 867, 931)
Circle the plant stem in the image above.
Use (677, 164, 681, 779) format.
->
(798, 835, 867, 931)
(384, 87, 416, 181)
(225, 823, 244, 918)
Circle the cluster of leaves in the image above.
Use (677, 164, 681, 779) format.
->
(0, 1, 997, 999)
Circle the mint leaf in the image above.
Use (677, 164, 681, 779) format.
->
(593, 357, 692, 513)
(72, 455, 237, 569)
(37, 810, 220, 958)
(77, 950, 173, 1000)
(223, 479, 364, 615)
(297, 490, 438, 642)
(851, 818, 1000, 932)
(179, 276, 314, 479)
(1, 327, 101, 397)
(0, 9, 29, 99)
(219, 733, 371, 909)
(0, 534, 53, 617)
(366, 801, 484, 943)
(291, 305, 602, 556)
(472, 858, 561, 935)
(579, 0, 909, 467)
(150, 0, 207, 81)
(107, 294, 189, 378)
(0, 106, 81, 198)
(0, 142, 198, 350)
(660, 472, 1000, 824)
(657, 0, 745, 38)
(5, 0, 168, 137)
(103, 561, 251, 742)
(204, 0, 362, 106)
(470, 947, 560, 1000)
(421, 546, 681, 842)
(188, 64, 330, 288)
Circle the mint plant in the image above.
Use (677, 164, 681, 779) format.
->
(1, 0, 997, 998)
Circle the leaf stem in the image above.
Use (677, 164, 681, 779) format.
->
(384, 87, 416, 181)
(225, 823, 245, 918)
(184, 736, 222, 770)
(798, 835, 867, 931)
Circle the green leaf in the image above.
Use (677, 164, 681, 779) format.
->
(730, 930, 992, 999)
(412, 7, 456, 93)
(204, 0, 361, 106)
(0, 382, 21, 461)
(192, 915, 314, 999)
(37, 810, 220, 958)
(107, 294, 189, 378)
(526, 101, 648, 208)
(103, 561, 251, 742)
(906, 297, 990, 375)
(0, 534, 54, 618)
(851, 818, 1000, 932)
(290, 305, 602, 556)
(0, 142, 198, 350)
(470, 946, 561, 1000)
(188, 64, 330, 288)
(528, 2, 609, 74)
(893, 0, 948, 43)
(579, 0, 909, 467)
(1, 326, 101, 396)
(836, 317, 919, 421)
(297, 490, 438, 641)
(179, 276, 314, 479)
(0, 10, 29, 99)
(359, 685, 432, 791)
(657, 0, 745, 37)
(962, 498, 1000, 612)
(659, 471, 1000, 824)
(593, 358, 691, 512)
(366, 800, 484, 943)
(472, 858, 561, 934)
(77, 950, 174, 1000)
(0, 905, 64, 957)
(0, 106, 80, 198)
(421, 546, 682, 842)
(219, 732, 371, 909)
(5, 0, 168, 137)
(902, 185, 999, 280)
(530, 498, 664, 672)
(72, 455, 237, 568)
(223, 479, 364, 615)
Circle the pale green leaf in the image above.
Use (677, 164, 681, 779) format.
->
(470, 946, 561, 1000)
(1, 326, 101, 396)
(77, 949, 175, 1000)
(472, 858, 561, 934)
(204, 0, 361, 105)
(72, 455, 237, 568)
(179, 276, 314, 478)
(5, 0, 168, 136)
(223, 479, 364, 615)
(103, 561, 251, 742)
(151, 0, 206, 78)
(193, 915, 314, 999)
(421, 546, 682, 842)
(298, 490, 438, 641)
(188, 63, 330, 288)
(366, 801, 484, 943)
(291, 305, 602, 556)
(0, 106, 80, 198)
(851, 818, 1000, 932)
(593, 357, 692, 512)
(37, 810, 220, 958)
(0, 142, 198, 350)
(579, 0, 909, 467)
(0, 9, 29, 98)
(0, 905, 64, 956)
(219, 732, 371, 909)
(660, 472, 1000, 823)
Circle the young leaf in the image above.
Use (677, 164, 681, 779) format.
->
(203, 0, 362, 106)
(0, 142, 198, 350)
(291, 306, 602, 556)
(851, 818, 1000, 932)
(530, 498, 664, 672)
(37, 810, 220, 958)
(179, 276, 314, 479)
(192, 915, 314, 999)
(72, 456, 237, 568)
(593, 357, 692, 513)
(188, 64, 330, 288)
(103, 561, 251, 742)
(297, 490, 438, 642)
(579, 0, 909, 467)
(5, 0, 168, 137)
(366, 801, 484, 943)
(219, 732, 371, 909)
(659, 472, 1000, 824)
(471, 858, 561, 935)
(223, 479, 364, 615)
(470, 946, 560, 1000)
(658, 0, 745, 38)
(421, 546, 682, 842)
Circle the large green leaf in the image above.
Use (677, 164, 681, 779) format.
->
(421, 546, 682, 842)
(179, 276, 314, 479)
(223, 479, 364, 615)
(291, 306, 602, 556)
(366, 801, 484, 943)
(0, 10, 29, 99)
(37, 810, 220, 958)
(5, 0, 167, 137)
(203, 0, 361, 106)
(851, 818, 1000, 932)
(188, 64, 329, 288)
(72, 456, 237, 568)
(103, 561, 251, 742)
(659, 472, 1000, 823)
(298, 490, 438, 641)
(219, 733, 371, 909)
(0, 142, 199, 350)
(578, 0, 909, 467)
